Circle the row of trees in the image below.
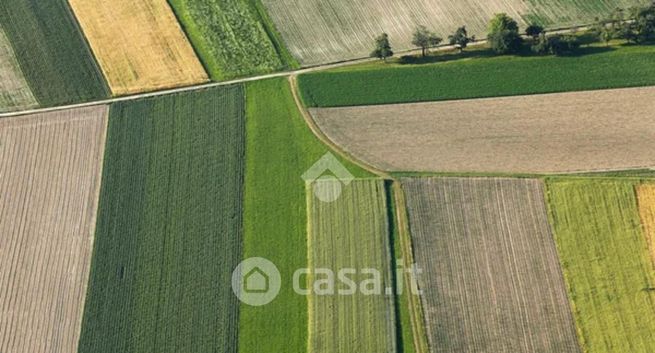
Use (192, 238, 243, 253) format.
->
(371, 1, 655, 60)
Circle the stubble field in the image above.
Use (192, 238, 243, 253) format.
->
(307, 179, 397, 353)
(0, 26, 37, 112)
(402, 177, 581, 353)
(637, 184, 655, 265)
(69, 0, 208, 95)
(310, 86, 655, 174)
(0, 106, 109, 353)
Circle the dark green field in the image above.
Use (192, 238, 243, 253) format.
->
(0, 0, 108, 107)
(169, 0, 297, 80)
(299, 44, 655, 107)
(240, 78, 371, 353)
(78, 85, 245, 353)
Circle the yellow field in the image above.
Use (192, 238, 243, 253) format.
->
(637, 184, 655, 265)
(69, 0, 208, 95)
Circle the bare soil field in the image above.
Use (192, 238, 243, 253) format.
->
(0, 106, 108, 353)
(402, 177, 580, 353)
(260, 0, 646, 65)
(69, 0, 208, 95)
(310, 86, 655, 174)
(0, 25, 37, 112)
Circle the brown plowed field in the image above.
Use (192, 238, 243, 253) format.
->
(402, 177, 581, 353)
(0, 106, 108, 353)
(310, 86, 655, 173)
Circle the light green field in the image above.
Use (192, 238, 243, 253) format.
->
(307, 179, 396, 353)
(240, 78, 372, 353)
(547, 179, 655, 353)
(0, 25, 36, 112)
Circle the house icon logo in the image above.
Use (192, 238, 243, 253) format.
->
(232, 257, 281, 306)
(302, 152, 354, 203)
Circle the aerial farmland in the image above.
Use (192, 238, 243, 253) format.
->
(1, 1, 655, 353)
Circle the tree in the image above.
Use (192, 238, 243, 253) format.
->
(370, 33, 394, 61)
(547, 34, 581, 56)
(525, 24, 544, 40)
(412, 26, 443, 57)
(449, 26, 474, 53)
(488, 13, 523, 54)
(531, 32, 549, 54)
(632, 3, 655, 42)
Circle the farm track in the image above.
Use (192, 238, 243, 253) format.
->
(0, 106, 108, 353)
(402, 177, 581, 353)
(0, 24, 589, 119)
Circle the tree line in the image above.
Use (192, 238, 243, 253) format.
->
(371, 2, 655, 61)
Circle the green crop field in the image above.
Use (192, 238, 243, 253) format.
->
(547, 179, 655, 353)
(0, 0, 108, 107)
(307, 179, 396, 353)
(240, 78, 371, 353)
(0, 25, 36, 113)
(299, 44, 655, 107)
(77, 85, 245, 353)
(169, 0, 297, 80)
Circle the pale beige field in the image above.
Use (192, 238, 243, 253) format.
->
(637, 184, 655, 265)
(0, 25, 37, 112)
(310, 86, 655, 174)
(69, 0, 208, 95)
(261, 0, 646, 65)
(0, 106, 108, 353)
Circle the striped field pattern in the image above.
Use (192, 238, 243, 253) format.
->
(307, 179, 397, 353)
(0, 106, 109, 353)
(261, 0, 647, 65)
(402, 177, 581, 353)
(637, 184, 655, 266)
(0, 25, 37, 112)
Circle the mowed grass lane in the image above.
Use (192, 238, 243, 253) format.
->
(307, 179, 396, 353)
(168, 0, 295, 80)
(299, 44, 655, 107)
(547, 179, 655, 353)
(78, 85, 245, 353)
(241, 78, 372, 353)
(403, 177, 580, 353)
(0, 0, 109, 107)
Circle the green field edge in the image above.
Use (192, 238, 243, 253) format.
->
(245, 0, 300, 70)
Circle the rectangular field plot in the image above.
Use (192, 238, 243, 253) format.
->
(0, 106, 108, 353)
(261, 0, 645, 65)
(402, 177, 580, 353)
(547, 180, 655, 353)
(0, 25, 37, 112)
(0, 0, 109, 107)
(168, 0, 288, 79)
(77, 85, 245, 353)
(69, 0, 208, 95)
(307, 179, 396, 353)
(310, 86, 655, 174)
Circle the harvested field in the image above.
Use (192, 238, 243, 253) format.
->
(0, 0, 109, 107)
(168, 0, 291, 79)
(69, 0, 208, 95)
(636, 184, 655, 266)
(547, 179, 655, 353)
(0, 25, 37, 112)
(77, 86, 244, 353)
(260, 0, 646, 65)
(310, 86, 655, 174)
(307, 179, 396, 353)
(0, 106, 108, 353)
(402, 177, 580, 353)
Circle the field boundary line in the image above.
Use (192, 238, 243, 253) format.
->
(288, 75, 390, 179)
(392, 181, 430, 353)
(0, 24, 597, 119)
